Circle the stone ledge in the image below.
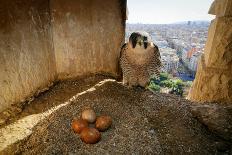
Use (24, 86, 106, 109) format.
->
(209, 0, 232, 17)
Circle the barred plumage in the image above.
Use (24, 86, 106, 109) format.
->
(120, 32, 162, 87)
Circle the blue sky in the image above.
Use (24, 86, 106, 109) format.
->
(127, 0, 215, 24)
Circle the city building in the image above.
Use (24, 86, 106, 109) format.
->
(160, 48, 179, 74)
(126, 22, 209, 78)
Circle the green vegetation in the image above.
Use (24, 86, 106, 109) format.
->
(148, 72, 192, 97)
(159, 72, 169, 81)
(170, 79, 184, 96)
(148, 82, 161, 92)
(160, 80, 173, 88)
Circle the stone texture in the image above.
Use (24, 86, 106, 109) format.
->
(0, 0, 126, 112)
(204, 17, 232, 69)
(0, 0, 57, 112)
(189, 0, 232, 103)
(188, 56, 232, 103)
(51, 0, 125, 80)
(16, 80, 232, 154)
(209, 0, 232, 17)
(191, 103, 232, 141)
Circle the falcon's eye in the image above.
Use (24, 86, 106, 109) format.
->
(143, 37, 148, 49)
(144, 36, 148, 42)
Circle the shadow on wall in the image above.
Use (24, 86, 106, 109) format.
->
(0, 0, 127, 112)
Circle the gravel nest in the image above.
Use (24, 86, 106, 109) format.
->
(19, 80, 231, 154)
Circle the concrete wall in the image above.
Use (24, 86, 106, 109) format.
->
(0, 0, 57, 111)
(51, 0, 125, 79)
(0, 0, 126, 112)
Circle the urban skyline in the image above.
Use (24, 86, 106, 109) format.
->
(126, 22, 210, 81)
(127, 0, 215, 24)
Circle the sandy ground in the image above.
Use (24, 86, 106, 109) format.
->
(0, 75, 110, 154)
(0, 75, 231, 154)
(0, 75, 110, 127)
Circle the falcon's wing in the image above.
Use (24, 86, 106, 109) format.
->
(149, 43, 162, 79)
(120, 43, 128, 60)
(153, 43, 162, 68)
(117, 43, 128, 81)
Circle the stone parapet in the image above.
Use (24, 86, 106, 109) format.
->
(189, 0, 232, 103)
(188, 55, 232, 103)
(209, 0, 232, 17)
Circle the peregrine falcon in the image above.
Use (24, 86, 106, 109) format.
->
(120, 31, 162, 87)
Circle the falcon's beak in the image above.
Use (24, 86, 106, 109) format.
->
(138, 39, 143, 46)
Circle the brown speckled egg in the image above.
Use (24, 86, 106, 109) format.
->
(80, 127, 101, 144)
(72, 119, 88, 134)
(81, 108, 96, 123)
(95, 116, 112, 132)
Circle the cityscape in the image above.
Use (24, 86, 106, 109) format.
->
(126, 21, 210, 82)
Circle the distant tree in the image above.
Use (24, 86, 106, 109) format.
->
(159, 72, 169, 81)
(148, 81, 161, 92)
(160, 80, 173, 88)
(149, 72, 187, 96)
(170, 79, 184, 96)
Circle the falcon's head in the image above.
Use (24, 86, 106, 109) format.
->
(129, 31, 152, 49)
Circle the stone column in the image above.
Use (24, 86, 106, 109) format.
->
(187, 0, 232, 103)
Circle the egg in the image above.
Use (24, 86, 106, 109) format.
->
(80, 127, 101, 144)
(95, 115, 112, 132)
(81, 108, 96, 123)
(71, 119, 88, 134)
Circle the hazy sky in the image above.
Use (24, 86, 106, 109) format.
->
(127, 0, 215, 24)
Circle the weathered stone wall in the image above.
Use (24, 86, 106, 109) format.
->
(50, 0, 125, 79)
(0, 0, 126, 112)
(188, 0, 232, 103)
(0, 0, 57, 112)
